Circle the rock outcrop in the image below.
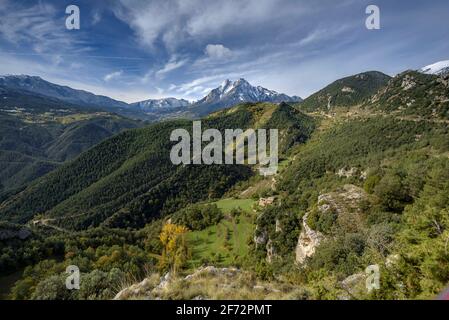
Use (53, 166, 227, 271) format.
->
(339, 272, 367, 300)
(295, 184, 368, 264)
(258, 197, 275, 207)
(114, 266, 241, 300)
(295, 212, 324, 265)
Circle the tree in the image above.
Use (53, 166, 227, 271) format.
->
(159, 223, 189, 274)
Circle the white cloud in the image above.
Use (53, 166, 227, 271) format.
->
(104, 70, 123, 82)
(113, 0, 305, 50)
(204, 44, 233, 60)
(0, 1, 84, 54)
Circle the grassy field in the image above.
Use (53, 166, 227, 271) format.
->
(213, 198, 255, 214)
(186, 214, 254, 268)
(186, 198, 256, 269)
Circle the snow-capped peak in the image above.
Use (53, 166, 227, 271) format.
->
(419, 60, 449, 76)
(219, 79, 235, 96)
(131, 97, 191, 112)
(195, 78, 302, 115)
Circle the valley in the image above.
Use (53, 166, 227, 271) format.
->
(0, 63, 448, 300)
(0, 90, 142, 196)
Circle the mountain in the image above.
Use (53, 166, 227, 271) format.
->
(299, 71, 391, 112)
(0, 75, 129, 110)
(130, 97, 192, 120)
(131, 98, 191, 112)
(366, 70, 449, 120)
(0, 102, 315, 229)
(0, 75, 161, 121)
(0, 75, 302, 121)
(0, 89, 141, 196)
(2, 68, 449, 301)
(189, 78, 302, 117)
(419, 60, 449, 76)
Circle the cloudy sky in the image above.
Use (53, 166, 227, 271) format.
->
(0, 0, 448, 103)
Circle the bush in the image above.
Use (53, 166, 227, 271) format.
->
(171, 204, 223, 231)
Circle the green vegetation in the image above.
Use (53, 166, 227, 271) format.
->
(254, 112, 449, 299)
(0, 91, 141, 195)
(0, 103, 312, 230)
(187, 212, 254, 268)
(299, 71, 391, 112)
(171, 204, 223, 231)
(366, 71, 449, 120)
(213, 198, 255, 214)
(1, 70, 449, 300)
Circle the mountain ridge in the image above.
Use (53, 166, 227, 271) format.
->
(1, 75, 302, 120)
(299, 71, 391, 112)
(0, 75, 129, 110)
(189, 78, 302, 117)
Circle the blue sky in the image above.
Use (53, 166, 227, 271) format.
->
(0, 0, 448, 103)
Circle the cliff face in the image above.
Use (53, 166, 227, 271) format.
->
(295, 212, 324, 265)
(295, 184, 368, 265)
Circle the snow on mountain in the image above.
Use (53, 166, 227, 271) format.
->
(419, 60, 449, 76)
(131, 98, 191, 112)
(191, 78, 302, 116)
(0, 75, 129, 109)
(0, 75, 302, 120)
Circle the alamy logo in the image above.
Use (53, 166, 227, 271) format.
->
(170, 121, 278, 176)
(65, 5, 80, 30)
(365, 264, 380, 292)
(365, 5, 381, 30)
(65, 265, 80, 290)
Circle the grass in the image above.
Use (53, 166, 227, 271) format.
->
(184, 199, 256, 269)
(154, 270, 311, 300)
(186, 213, 254, 268)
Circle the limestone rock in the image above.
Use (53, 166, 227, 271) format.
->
(258, 197, 275, 207)
(339, 272, 367, 300)
(295, 212, 324, 265)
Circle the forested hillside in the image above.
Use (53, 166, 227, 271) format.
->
(0, 103, 315, 230)
(366, 71, 449, 120)
(0, 90, 141, 196)
(1, 69, 448, 301)
(299, 71, 391, 112)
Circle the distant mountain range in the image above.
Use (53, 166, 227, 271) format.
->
(127, 78, 302, 118)
(1, 60, 446, 121)
(2, 60, 447, 226)
(0, 75, 128, 110)
(0, 75, 301, 120)
(131, 97, 191, 112)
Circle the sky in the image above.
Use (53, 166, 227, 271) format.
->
(0, 0, 448, 103)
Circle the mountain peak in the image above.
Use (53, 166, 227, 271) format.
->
(419, 60, 449, 76)
(220, 79, 232, 87)
(191, 78, 302, 117)
(300, 71, 391, 112)
(235, 78, 249, 84)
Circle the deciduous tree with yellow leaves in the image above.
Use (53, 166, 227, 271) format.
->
(159, 223, 190, 274)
